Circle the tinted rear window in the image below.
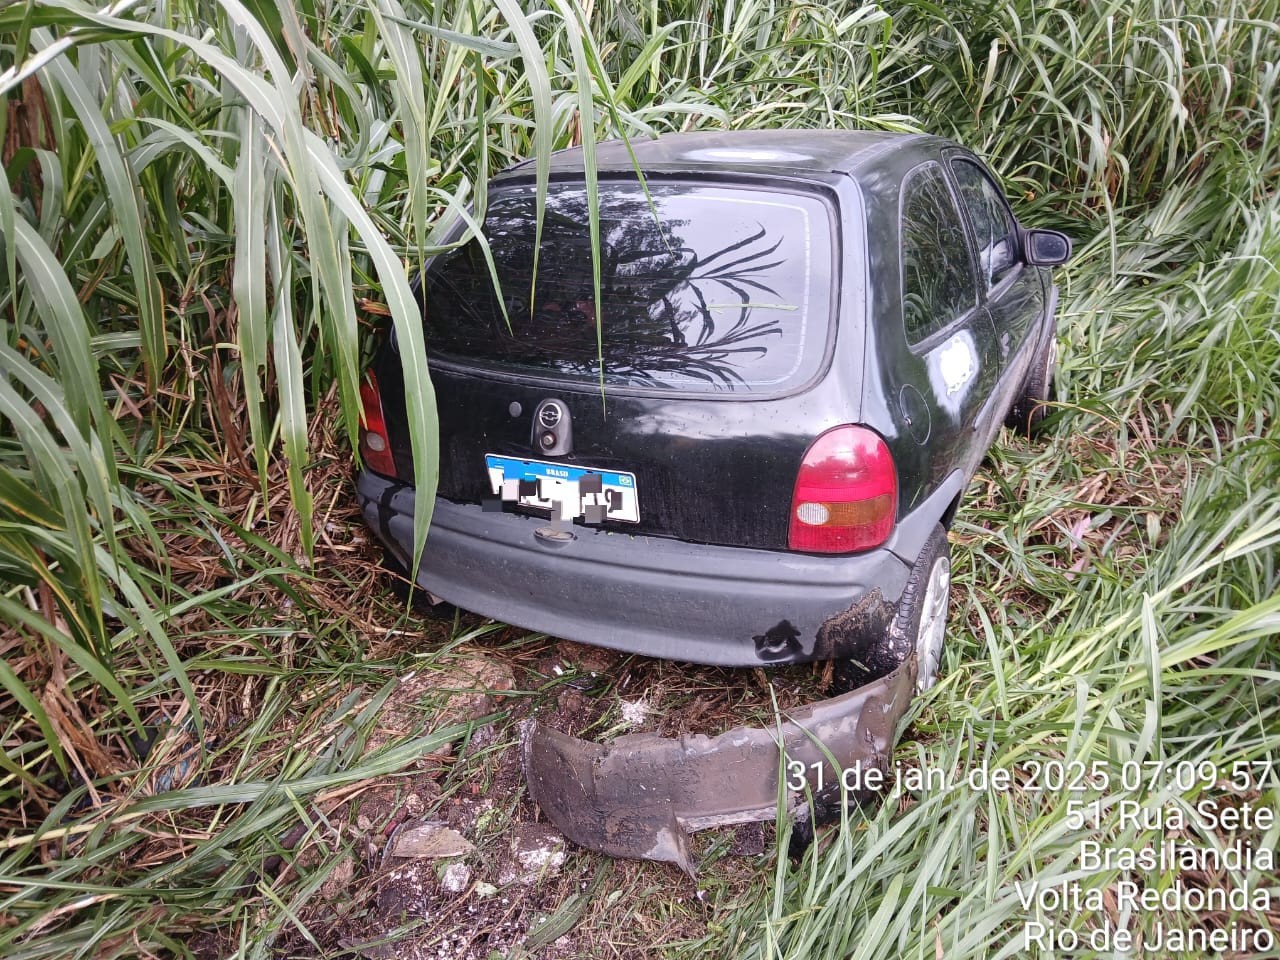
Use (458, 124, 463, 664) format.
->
(420, 182, 834, 392)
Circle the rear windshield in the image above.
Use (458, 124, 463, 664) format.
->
(419, 181, 834, 393)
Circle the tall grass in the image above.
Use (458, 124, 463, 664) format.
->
(1, 0, 1277, 956)
(719, 201, 1280, 958)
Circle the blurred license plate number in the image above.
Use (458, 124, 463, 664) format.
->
(485, 454, 639, 524)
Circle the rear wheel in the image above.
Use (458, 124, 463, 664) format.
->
(1007, 336, 1057, 437)
(894, 524, 951, 693)
(800, 527, 951, 847)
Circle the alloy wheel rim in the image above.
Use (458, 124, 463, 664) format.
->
(915, 555, 951, 692)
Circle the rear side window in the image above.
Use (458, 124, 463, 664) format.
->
(900, 165, 978, 344)
(420, 183, 834, 392)
(950, 158, 1018, 289)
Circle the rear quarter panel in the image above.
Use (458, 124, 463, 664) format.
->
(855, 144, 1002, 533)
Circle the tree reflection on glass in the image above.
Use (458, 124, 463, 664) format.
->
(421, 184, 813, 389)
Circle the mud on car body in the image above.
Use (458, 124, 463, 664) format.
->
(358, 129, 1069, 682)
(357, 130, 1069, 869)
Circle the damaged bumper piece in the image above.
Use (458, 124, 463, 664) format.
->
(355, 470, 954, 668)
(521, 657, 917, 875)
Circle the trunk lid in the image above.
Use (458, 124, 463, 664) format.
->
(378, 177, 850, 550)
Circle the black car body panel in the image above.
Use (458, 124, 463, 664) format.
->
(359, 130, 1064, 666)
(358, 468, 963, 667)
(404, 171, 859, 551)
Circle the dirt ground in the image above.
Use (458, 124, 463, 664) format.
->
(191, 421, 1163, 959)
(123, 409, 850, 960)
(264, 609, 837, 960)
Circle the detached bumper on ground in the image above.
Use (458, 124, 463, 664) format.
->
(358, 469, 929, 870)
(357, 470, 922, 667)
(522, 657, 917, 874)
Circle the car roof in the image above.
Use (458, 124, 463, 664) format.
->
(493, 130, 953, 186)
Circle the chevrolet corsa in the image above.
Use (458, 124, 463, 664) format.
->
(357, 130, 1070, 692)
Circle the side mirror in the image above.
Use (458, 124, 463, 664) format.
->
(1022, 228, 1072, 266)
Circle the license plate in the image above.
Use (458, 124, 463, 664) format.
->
(485, 454, 640, 524)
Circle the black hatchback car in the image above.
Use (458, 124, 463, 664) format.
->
(357, 130, 1069, 690)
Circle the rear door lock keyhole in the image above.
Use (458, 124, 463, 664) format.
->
(532, 399, 572, 456)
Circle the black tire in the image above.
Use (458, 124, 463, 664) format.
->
(889, 524, 951, 694)
(801, 526, 951, 843)
(1006, 335, 1058, 437)
(831, 523, 951, 694)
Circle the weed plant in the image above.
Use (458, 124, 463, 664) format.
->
(1, 1, 1276, 957)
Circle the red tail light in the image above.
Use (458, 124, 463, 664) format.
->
(359, 372, 399, 478)
(788, 425, 897, 553)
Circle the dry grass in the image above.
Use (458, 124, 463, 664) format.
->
(3, 1, 1278, 957)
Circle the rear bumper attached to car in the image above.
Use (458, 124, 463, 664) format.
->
(357, 469, 957, 668)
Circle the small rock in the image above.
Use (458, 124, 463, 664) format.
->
(434, 657, 515, 727)
(387, 820, 474, 860)
(504, 823, 566, 885)
(440, 861, 472, 894)
(556, 688, 590, 716)
(319, 855, 356, 904)
(619, 697, 649, 726)
(465, 723, 499, 754)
